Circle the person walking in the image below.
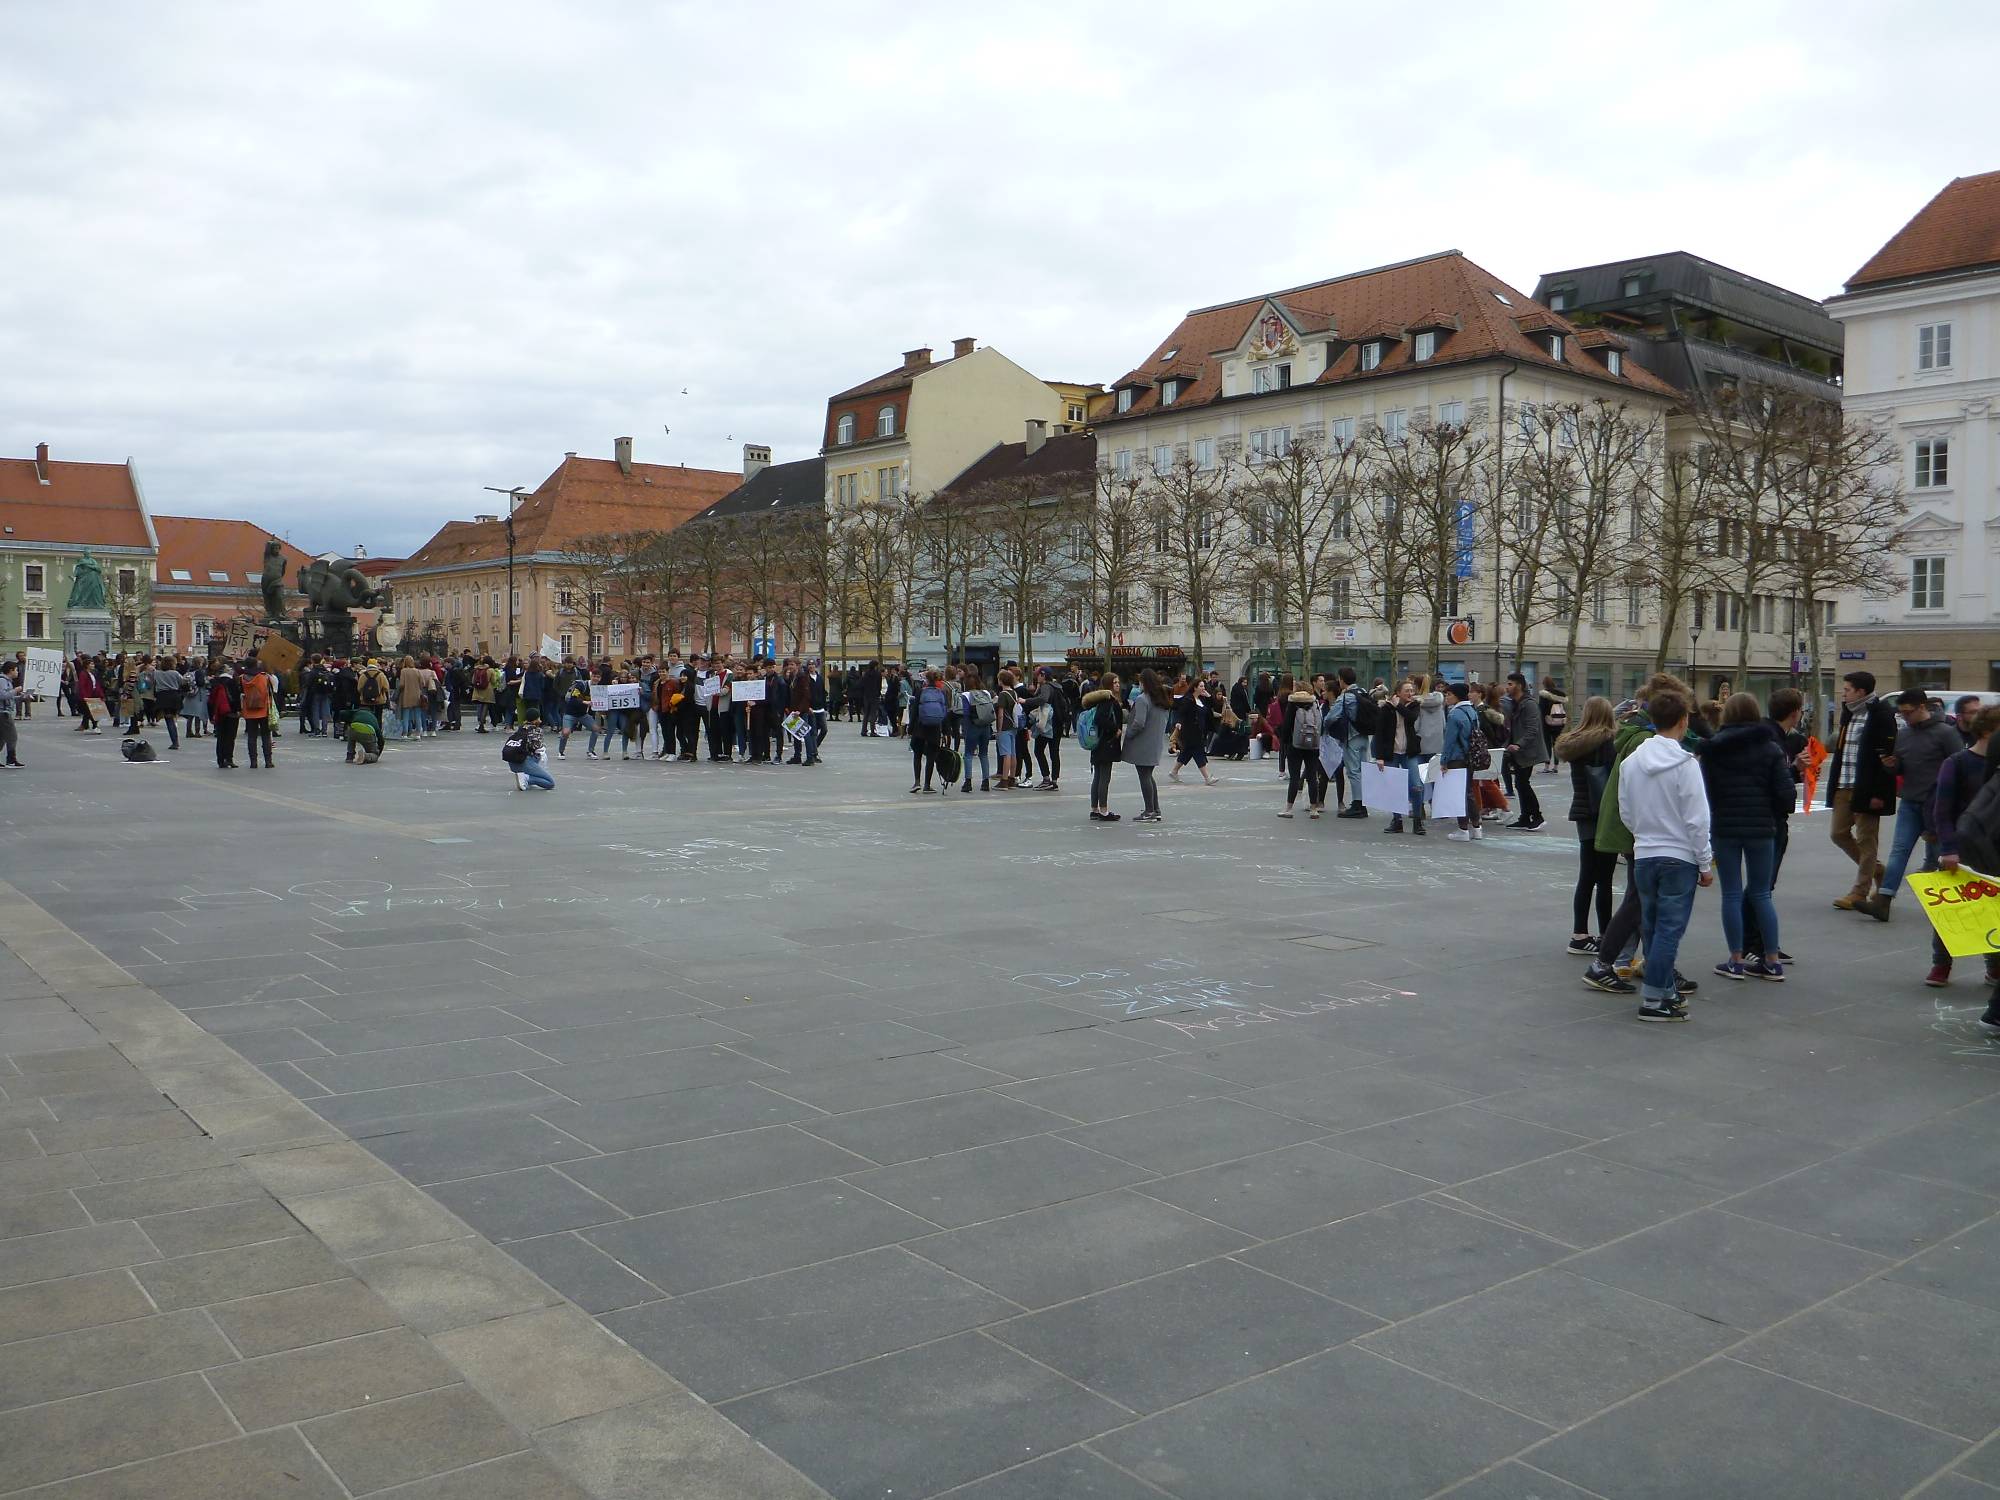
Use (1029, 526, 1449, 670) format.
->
(1439, 680, 1486, 842)
(909, 670, 948, 793)
(1926, 705, 2000, 986)
(1503, 672, 1548, 829)
(959, 667, 994, 792)
(1858, 688, 1963, 923)
(1124, 669, 1170, 823)
(1618, 690, 1714, 1022)
(471, 656, 497, 731)
(1083, 672, 1126, 822)
(1702, 692, 1796, 982)
(1278, 678, 1327, 817)
(150, 658, 184, 750)
(1741, 687, 1807, 969)
(1553, 696, 1620, 946)
(1331, 666, 1374, 817)
(1371, 678, 1426, 835)
(1827, 670, 1897, 911)
(1025, 666, 1066, 790)
(1169, 674, 1218, 786)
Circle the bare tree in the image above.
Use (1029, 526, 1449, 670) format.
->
(1691, 384, 1791, 677)
(548, 532, 632, 657)
(1366, 414, 1490, 676)
(1548, 400, 1658, 695)
(1777, 401, 1908, 725)
(841, 501, 904, 664)
(1078, 461, 1154, 663)
(674, 518, 737, 655)
(979, 469, 1085, 667)
(1240, 437, 1365, 679)
(622, 529, 689, 660)
(1644, 446, 1723, 672)
(915, 490, 992, 663)
(1142, 447, 1242, 677)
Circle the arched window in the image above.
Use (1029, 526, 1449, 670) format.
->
(835, 413, 856, 445)
(876, 406, 896, 437)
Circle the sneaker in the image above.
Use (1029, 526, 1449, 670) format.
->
(1309, 808, 1322, 819)
(1566, 936, 1600, 957)
(1101, 812, 1122, 822)
(557, 748, 567, 759)
(1925, 964, 1952, 988)
(1089, 810, 1105, 821)
(1637, 1003, 1690, 1022)
(1769, 950, 1794, 965)
(1469, 824, 1484, 839)
(1714, 959, 1746, 981)
(1615, 958, 1644, 980)
(516, 771, 529, 791)
(1447, 829, 1473, 842)
(586, 750, 598, 760)
(1747, 959, 1786, 982)
(1278, 809, 1294, 819)
(1582, 965, 1635, 994)
(1674, 971, 1698, 997)
(1336, 805, 1366, 819)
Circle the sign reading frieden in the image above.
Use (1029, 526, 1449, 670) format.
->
(589, 683, 643, 712)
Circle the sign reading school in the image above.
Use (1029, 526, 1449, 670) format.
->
(1908, 867, 2000, 957)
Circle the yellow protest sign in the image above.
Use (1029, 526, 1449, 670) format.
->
(1908, 867, 2000, 958)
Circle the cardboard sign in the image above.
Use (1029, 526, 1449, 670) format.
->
(1908, 868, 2000, 958)
(733, 679, 766, 703)
(1360, 762, 1410, 816)
(258, 634, 303, 675)
(23, 648, 61, 698)
(223, 618, 257, 658)
(589, 682, 642, 712)
(1431, 767, 1469, 819)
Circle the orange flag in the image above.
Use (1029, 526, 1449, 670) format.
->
(1800, 735, 1830, 814)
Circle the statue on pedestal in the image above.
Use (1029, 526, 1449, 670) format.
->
(260, 540, 288, 622)
(68, 550, 107, 610)
(294, 558, 382, 658)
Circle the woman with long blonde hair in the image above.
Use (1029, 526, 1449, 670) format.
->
(1555, 695, 1621, 957)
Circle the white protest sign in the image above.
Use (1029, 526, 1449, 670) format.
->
(24, 648, 62, 698)
(1360, 762, 1410, 815)
(1431, 767, 1469, 819)
(540, 636, 562, 660)
(589, 683, 642, 712)
(694, 678, 720, 706)
(733, 679, 766, 703)
(782, 711, 808, 741)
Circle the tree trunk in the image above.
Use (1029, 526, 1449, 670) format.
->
(1563, 604, 1582, 706)
(1425, 609, 1442, 677)
(1653, 595, 1681, 673)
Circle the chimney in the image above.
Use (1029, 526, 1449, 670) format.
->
(952, 337, 976, 359)
(33, 442, 49, 484)
(354, 543, 367, 558)
(615, 436, 634, 476)
(743, 442, 772, 480)
(1025, 419, 1047, 456)
(564, 451, 577, 460)
(902, 347, 932, 371)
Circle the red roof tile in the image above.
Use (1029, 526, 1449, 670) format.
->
(398, 455, 738, 574)
(0, 452, 151, 550)
(1848, 170, 2000, 289)
(153, 516, 314, 589)
(1102, 251, 1677, 426)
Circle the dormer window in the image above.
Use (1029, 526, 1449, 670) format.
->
(1160, 379, 1181, 406)
(1413, 331, 1438, 362)
(1117, 387, 1135, 413)
(1546, 333, 1565, 360)
(1359, 342, 1383, 372)
(1606, 349, 1624, 377)
(1547, 287, 1574, 312)
(876, 405, 896, 438)
(1619, 270, 1652, 297)
(835, 413, 856, 445)
(1250, 363, 1292, 394)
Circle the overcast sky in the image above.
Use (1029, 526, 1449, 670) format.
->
(4, 1, 1994, 557)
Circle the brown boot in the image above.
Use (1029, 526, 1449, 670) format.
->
(1831, 893, 1865, 910)
(1858, 894, 1894, 923)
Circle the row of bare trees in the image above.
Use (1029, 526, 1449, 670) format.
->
(543, 385, 1906, 698)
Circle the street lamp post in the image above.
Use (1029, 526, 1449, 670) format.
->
(483, 486, 528, 656)
(1689, 624, 1702, 696)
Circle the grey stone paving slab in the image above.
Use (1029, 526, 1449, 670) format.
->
(365, 1112, 596, 1184)
(0, 1306, 235, 1410)
(308, 1071, 567, 1134)
(940, 1449, 1166, 1500)
(1239, 1196, 1570, 1320)
(608, 1246, 1019, 1401)
(426, 1165, 624, 1242)
(296, 1035, 557, 1094)
(1581, 1117, 1841, 1191)
(845, 1133, 1152, 1229)
(207, 1325, 459, 1428)
(431, 1304, 679, 1431)
(911, 1190, 1251, 1309)
(532, 1080, 821, 1151)
(1726, 1157, 1998, 1256)
(135, 1229, 348, 1309)
(300, 1006, 534, 1055)
(352, 1236, 562, 1333)
(1057, 1095, 1328, 1174)
(0, 1372, 238, 1493)
(1092, 1344, 1548, 1500)
(368, 1451, 595, 1498)
(23, 1428, 349, 1499)
(527, 1046, 788, 1103)
(1443, 1149, 1721, 1248)
(0, 1221, 156, 1289)
(560, 1125, 870, 1216)
(992, 1057, 1241, 1123)
(81, 1134, 231, 1183)
(288, 1178, 473, 1256)
(206, 1276, 402, 1357)
(136, 1195, 303, 1257)
(1322, 1103, 1589, 1184)
(0, 1268, 152, 1345)
(240, 1138, 398, 1196)
(1889, 1214, 2000, 1314)
(722, 1330, 1127, 1500)
(1133, 1141, 1434, 1239)
(752, 1050, 1005, 1113)
(584, 1179, 933, 1294)
(1232, 1064, 1473, 1131)
(506, 1232, 664, 1313)
(1435, 1462, 1609, 1500)
(1534, 1357, 1966, 1500)
(535, 1392, 833, 1500)
(952, 1027, 1173, 1079)
(0, 1188, 89, 1239)
(72, 1162, 262, 1220)
(798, 1088, 1071, 1164)
(992, 1257, 1380, 1413)
(301, 1384, 528, 1494)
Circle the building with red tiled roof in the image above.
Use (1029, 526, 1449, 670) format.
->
(1827, 169, 2000, 689)
(392, 439, 738, 659)
(0, 442, 158, 654)
(151, 517, 318, 656)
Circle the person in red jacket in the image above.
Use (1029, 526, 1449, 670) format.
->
(208, 666, 242, 769)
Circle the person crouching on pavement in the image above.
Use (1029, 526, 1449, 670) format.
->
(504, 709, 554, 791)
(345, 705, 384, 764)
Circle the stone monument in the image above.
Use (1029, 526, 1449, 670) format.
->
(62, 550, 114, 657)
(293, 557, 382, 658)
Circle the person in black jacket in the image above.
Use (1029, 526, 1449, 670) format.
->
(1370, 679, 1426, 834)
(1083, 673, 1126, 823)
(1555, 696, 1620, 957)
(1741, 687, 1806, 966)
(1702, 693, 1797, 981)
(1827, 670, 1898, 909)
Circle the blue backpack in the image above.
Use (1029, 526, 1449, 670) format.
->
(917, 687, 948, 727)
(1078, 702, 1105, 752)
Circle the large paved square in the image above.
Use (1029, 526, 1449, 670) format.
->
(6, 713, 2000, 1497)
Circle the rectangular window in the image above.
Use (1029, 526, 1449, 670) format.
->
(208, 570, 231, 583)
(556, 588, 574, 610)
(117, 614, 136, 641)
(1247, 430, 1268, 465)
(1248, 585, 1271, 624)
(1153, 516, 1171, 553)
(877, 466, 900, 500)
(452, 594, 462, 618)
(1151, 584, 1170, 626)
(1436, 400, 1464, 428)
(1902, 659, 1952, 691)
(23, 563, 44, 594)
(1917, 322, 1953, 371)
(1548, 288, 1572, 311)
(491, 589, 501, 616)
(589, 633, 604, 657)
(1067, 600, 1084, 635)
(1693, 593, 1705, 630)
(559, 631, 574, 656)
(1246, 505, 1271, 547)
(1067, 404, 1085, 424)
(1152, 445, 1171, 473)
(155, 619, 174, 648)
(1359, 342, 1382, 371)
(1252, 365, 1274, 394)
(1000, 599, 1019, 634)
(1413, 331, 1437, 361)
(1592, 584, 1608, 623)
(1912, 555, 1946, 609)
(1270, 426, 1291, 458)
(24, 610, 46, 640)
(1627, 585, 1642, 626)
(610, 620, 624, 649)
(1193, 437, 1215, 471)
(1915, 439, 1949, 488)
(1382, 409, 1407, 442)
(192, 618, 212, 645)
(1444, 577, 1461, 617)
(117, 568, 137, 594)
(1196, 512, 1214, 549)
(971, 600, 987, 634)
(1117, 387, 1134, 413)
(1111, 589, 1130, 626)
(470, 591, 481, 617)
(1114, 449, 1132, 477)
(510, 587, 521, 612)
(1330, 493, 1352, 540)
(1329, 416, 1355, 449)
(1330, 578, 1352, 617)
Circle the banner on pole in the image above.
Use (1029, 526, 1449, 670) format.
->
(732, 679, 766, 703)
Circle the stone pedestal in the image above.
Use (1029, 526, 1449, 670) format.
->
(63, 608, 113, 658)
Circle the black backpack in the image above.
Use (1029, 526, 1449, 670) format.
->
(501, 730, 531, 767)
(1460, 704, 1491, 771)
(1350, 691, 1379, 737)
(121, 739, 157, 763)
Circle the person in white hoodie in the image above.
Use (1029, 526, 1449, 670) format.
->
(1616, 690, 1714, 1021)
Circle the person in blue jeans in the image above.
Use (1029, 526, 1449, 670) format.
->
(1699, 693, 1796, 982)
(505, 712, 555, 791)
(1861, 688, 1964, 922)
(1616, 690, 1713, 1021)
(1370, 679, 1426, 835)
(960, 669, 994, 792)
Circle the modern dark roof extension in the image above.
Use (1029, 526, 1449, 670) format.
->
(692, 456, 826, 522)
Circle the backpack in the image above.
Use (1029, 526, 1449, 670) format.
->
(1290, 702, 1320, 751)
(473, 665, 491, 690)
(1078, 701, 1106, 753)
(501, 729, 531, 766)
(240, 674, 270, 717)
(207, 679, 233, 719)
(918, 687, 948, 727)
(360, 669, 389, 707)
(1956, 765, 2000, 873)
(1350, 690, 1379, 736)
(120, 739, 157, 763)
(967, 690, 995, 728)
(1459, 703, 1492, 771)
